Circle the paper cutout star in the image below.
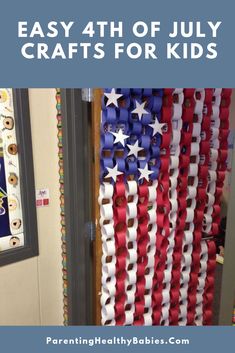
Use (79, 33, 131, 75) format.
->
(111, 129, 129, 146)
(138, 164, 154, 181)
(105, 164, 123, 182)
(104, 89, 123, 107)
(131, 101, 148, 120)
(148, 117, 166, 136)
(127, 140, 144, 158)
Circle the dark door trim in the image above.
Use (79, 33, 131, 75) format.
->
(60, 89, 93, 325)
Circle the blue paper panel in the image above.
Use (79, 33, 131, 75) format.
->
(0, 152, 11, 237)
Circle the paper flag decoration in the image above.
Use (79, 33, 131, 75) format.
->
(98, 88, 231, 326)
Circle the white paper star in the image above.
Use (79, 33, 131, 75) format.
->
(148, 117, 166, 136)
(131, 101, 148, 120)
(111, 129, 129, 146)
(138, 164, 154, 181)
(105, 164, 123, 182)
(104, 89, 123, 107)
(127, 140, 144, 158)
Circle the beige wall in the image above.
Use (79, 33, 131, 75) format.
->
(0, 89, 63, 325)
(222, 89, 235, 209)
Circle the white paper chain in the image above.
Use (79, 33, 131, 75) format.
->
(160, 88, 184, 325)
(99, 182, 116, 325)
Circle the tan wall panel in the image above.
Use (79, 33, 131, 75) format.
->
(0, 258, 40, 325)
(29, 88, 63, 325)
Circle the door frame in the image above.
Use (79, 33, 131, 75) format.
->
(61, 89, 93, 325)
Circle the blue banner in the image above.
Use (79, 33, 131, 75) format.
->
(0, 0, 235, 87)
(0, 327, 234, 353)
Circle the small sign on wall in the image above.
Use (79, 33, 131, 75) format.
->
(36, 188, 49, 207)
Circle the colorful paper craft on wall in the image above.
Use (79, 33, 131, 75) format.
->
(98, 88, 231, 326)
(0, 89, 24, 252)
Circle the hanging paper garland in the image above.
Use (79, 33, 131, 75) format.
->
(0, 88, 24, 251)
(55, 88, 68, 325)
(99, 88, 232, 326)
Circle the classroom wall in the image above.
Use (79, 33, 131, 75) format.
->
(222, 89, 235, 210)
(0, 89, 63, 325)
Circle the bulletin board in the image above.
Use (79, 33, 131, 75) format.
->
(0, 89, 38, 266)
(0, 89, 24, 251)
